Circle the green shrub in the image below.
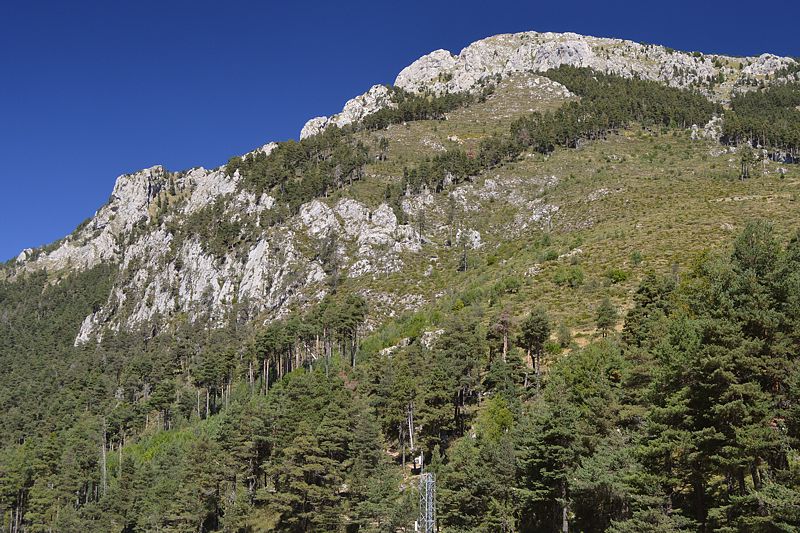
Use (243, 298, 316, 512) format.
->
(557, 322, 571, 348)
(542, 249, 559, 262)
(544, 340, 562, 355)
(604, 268, 629, 284)
(554, 266, 584, 288)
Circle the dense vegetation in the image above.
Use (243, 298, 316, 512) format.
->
(226, 127, 370, 223)
(0, 265, 117, 443)
(722, 83, 800, 155)
(2, 222, 799, 532)
(360, 86, 482, 131)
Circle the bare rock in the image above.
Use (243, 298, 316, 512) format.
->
(743, 54, 797, 77)
(300, 200, 340, 237)
(300, 85, 394, 139)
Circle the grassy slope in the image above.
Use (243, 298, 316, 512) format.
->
(319, 72, 800, 349)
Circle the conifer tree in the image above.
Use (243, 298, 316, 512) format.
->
(518, 307, 551, 388)
(596, 297, 618, 337)
(262, 422, 343, 532)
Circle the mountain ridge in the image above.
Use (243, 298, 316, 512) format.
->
(5, 29, 799, 347)
(12, 29, 798, 269)
(301, 30, 799, 138)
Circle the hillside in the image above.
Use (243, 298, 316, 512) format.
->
(2, 30, 800, 532)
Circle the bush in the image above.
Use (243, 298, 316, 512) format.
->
(604, 268, 629, 284)
(544, 340, 562, 355)
(553, 266, 584, 288)
(492, 276, 522, 295)
(542, 249, 559, 262)
(557, 322, 571, 348)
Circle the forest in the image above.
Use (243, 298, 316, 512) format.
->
(722, 85, 800, 157)
(2, 221, 800, 532)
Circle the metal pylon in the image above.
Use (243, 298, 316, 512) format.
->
(418, 472, 436, 533)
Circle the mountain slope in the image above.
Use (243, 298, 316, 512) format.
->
(2, 30, 800, 533)
(6, 31, 799, 346)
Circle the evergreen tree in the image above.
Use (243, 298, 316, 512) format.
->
(261, 422, 342, 532)
(596, 297, 618, 337)
(517, 307, 551, 388)
(167, 435, 224, 533)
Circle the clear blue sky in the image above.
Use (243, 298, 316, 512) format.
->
(1, 0, 798, 261)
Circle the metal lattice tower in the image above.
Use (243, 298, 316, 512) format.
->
(418, 472, 436, 533)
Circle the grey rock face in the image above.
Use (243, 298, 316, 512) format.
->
(300, 85, 395, 139)
(16, 249, 33, 264)
(23, 165, 168, 272)
(303, 30, 797, 138)
(30, 159, 427, 344)
(397, 32, 711, 94)
(395, 49, 458, 93)
(742, 54, 795, 76)
(299, 117, 329, 140)
(692, 116, 724, 142)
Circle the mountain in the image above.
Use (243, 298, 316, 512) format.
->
(2, 30, 800, 532)
(7, 31, 799, 345)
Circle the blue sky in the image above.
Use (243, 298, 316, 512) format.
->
(1, 0, 798, 261)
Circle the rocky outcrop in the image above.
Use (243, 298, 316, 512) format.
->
(300, 200, 341, 237)
(16, 248, 33, 264)
(692, 115, 724, 142)
(334, 199, 422, 277)
(742, 53, 796, 77)
(303, 31, 798, 138)
(395, 32, 721, 94)
(68, 190, 428, 343)
(299, 117, 330, 141)
(395, 49, 458, 94)
(21, 140, 279, 274)
(73, 224, 327, 344)
(300, 85, 395, 139)
(22, 166, 169, 272)
(12, 134, 436, 346)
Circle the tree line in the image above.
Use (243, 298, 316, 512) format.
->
(399, 66, 721, 195)
(722, 83, 800, 156)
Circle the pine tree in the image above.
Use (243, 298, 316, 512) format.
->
(262, 422, 342, 532)
(516, 396, 581, 533)
(349, 407, 401, 532)
(167, 434, 223, 532)
(517, 307, 551, 388)
(438, 437, 486, 531)
(596, 297, 618, 337)
(639, 222, 800, 530)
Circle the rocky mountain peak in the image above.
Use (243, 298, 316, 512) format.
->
(302, 30, 798, 139)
